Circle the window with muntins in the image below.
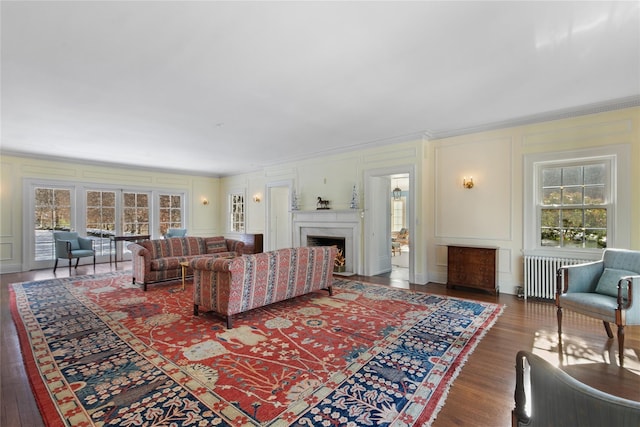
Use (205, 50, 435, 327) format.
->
(538, 161, 609, 249)
(159, 194, 183, 236)
(230, 193, 245, 232)
(123, 192, 150, 235)
(86, 190, 116, 256)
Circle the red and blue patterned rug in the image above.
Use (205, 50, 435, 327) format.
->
(10, 272, 502, 426)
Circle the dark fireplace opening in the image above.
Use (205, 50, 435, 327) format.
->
(307, 236, 346, 272)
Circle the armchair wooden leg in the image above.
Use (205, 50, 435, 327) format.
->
(68, 258, 72, 274)
(556, 306, 564, 363)
(617, 325, 625, 367)
(53, 259, 59, 272)
(603, 321, 614, 339)
(556, 306, 563, 335)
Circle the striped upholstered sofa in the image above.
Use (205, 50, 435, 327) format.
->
(128, 236, 244, 291)
(191, 246, 337, 328)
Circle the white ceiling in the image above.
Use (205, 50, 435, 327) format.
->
(2, 1, 639, 176)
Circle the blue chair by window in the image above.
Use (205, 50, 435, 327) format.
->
(556, 248, 640, 367)
(53, 231, 96, 274)
(164, 228, 187, 239)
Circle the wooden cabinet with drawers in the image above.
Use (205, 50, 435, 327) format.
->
(447, 245, 498, 295)
(237, 233, 263, 254)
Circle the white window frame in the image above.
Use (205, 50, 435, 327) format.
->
(524, 144, 631, 259)
(228, 190, 246, 233)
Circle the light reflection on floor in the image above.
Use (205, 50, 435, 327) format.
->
(533, 328, 640, 375)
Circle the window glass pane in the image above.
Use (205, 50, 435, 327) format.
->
(160, 195, 170, 208)
(562, 208, 583, 228)
(584, 164, 605, 185)
(540, 209, 559, 228)
(584, 186, 605, 205)
(584, 229, 607, 249)
(542, 167, 561, 186)
(585, 208, 607, 228)
(561, 187, 583, 205)
(562, 166, 582, 186)
(541, 188, 561, 205)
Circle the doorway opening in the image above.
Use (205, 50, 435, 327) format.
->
(364, 166, 415, 286)
(390, 174, 409, 283)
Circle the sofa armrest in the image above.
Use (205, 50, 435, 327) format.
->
(78, 236, 94, 251)
(618, 276, 640, 313)
(225, 239, 245, 254)
(127, 242, 149, 259)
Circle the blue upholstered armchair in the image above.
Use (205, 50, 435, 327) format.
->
(53, 231, 96, 274)
(556, 248, 640, 366)
(164, 228, 187, 238)
(512, 350, 640, 426)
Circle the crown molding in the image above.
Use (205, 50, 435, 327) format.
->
(430, 96, 640, 140)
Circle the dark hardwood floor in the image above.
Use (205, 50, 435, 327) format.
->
(2, 263, 639, 426)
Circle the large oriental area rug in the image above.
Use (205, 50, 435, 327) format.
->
(10, 272, 503, 427)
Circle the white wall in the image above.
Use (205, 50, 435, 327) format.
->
(426, 107, 640, 295)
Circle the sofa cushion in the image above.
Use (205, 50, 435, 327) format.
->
(205, 236, 228, 254)
(150, 252, 237, 271)
(595, 268, 637, 298)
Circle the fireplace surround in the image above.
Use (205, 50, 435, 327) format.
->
(292, 210, 362, 276)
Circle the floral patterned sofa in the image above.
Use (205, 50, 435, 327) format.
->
(191, 246, 337, 328)
(128, 236, 244, 291)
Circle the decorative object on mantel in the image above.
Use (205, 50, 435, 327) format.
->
(350, 185, 359, 209)
(334, 247, 346, 272)
(291, 188, 300, 211)
(317, 196, 330, 210)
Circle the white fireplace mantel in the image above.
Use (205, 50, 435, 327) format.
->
(292, 210, 363, 275)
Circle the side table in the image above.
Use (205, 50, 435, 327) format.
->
(180, 261, 189, 291)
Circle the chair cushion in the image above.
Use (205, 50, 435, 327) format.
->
(595, 268, 637, 297)
(68, 239, 80, 250)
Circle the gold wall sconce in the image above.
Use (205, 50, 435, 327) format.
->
(201, 198, 209, 205)
(253, 194, 261, 203)
(463, 176, 474, 189)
